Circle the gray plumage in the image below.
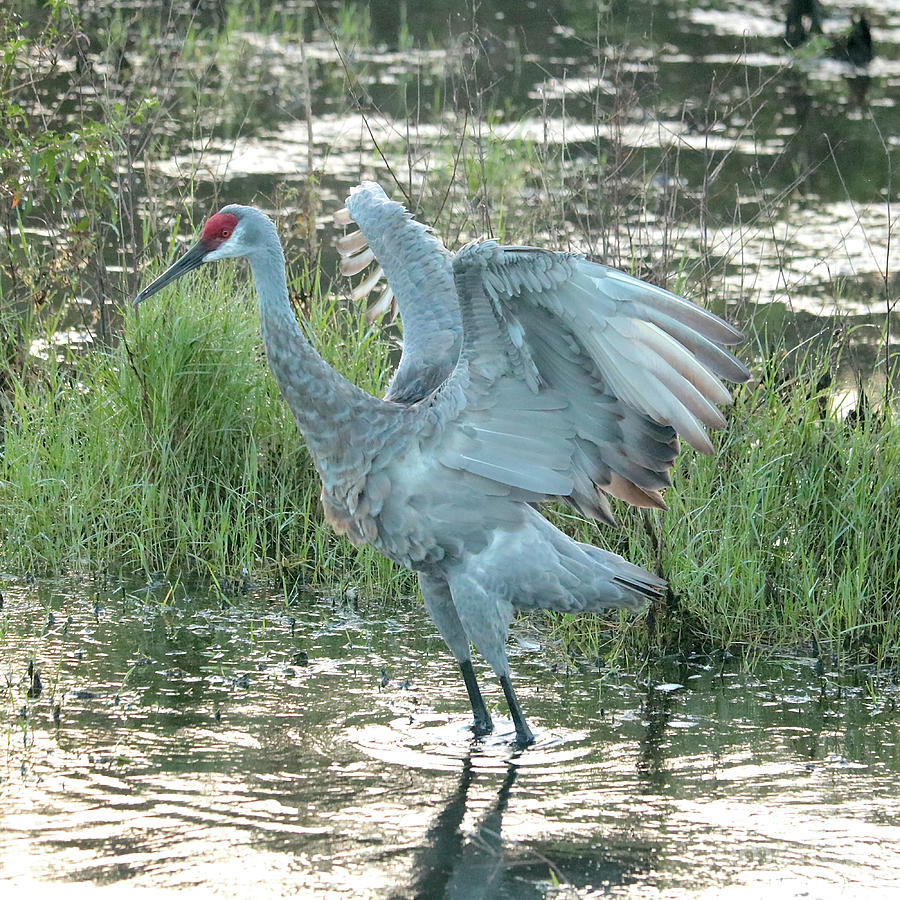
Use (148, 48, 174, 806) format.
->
(135, 183, 749, 747)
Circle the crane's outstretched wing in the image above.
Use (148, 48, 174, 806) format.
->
(336, 182, 462, 404)
(425, 241, 749, 523)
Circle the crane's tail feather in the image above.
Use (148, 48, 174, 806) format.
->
(571, 534, 665, 612)
(509, 512, 665, 614)
(612, 567, 665, 605)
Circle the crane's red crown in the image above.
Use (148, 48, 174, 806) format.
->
(200, 212, 239, 249)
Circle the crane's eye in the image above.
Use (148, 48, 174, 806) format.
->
(220, 228, 232, 238)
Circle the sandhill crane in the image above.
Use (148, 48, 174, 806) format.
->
(134, 182, 748, 747)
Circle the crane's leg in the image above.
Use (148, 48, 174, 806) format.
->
(448, 572, 535, 748)
(459, 658, 493, 736)
(500, 675, 534, 748)
(419, 573, 493, 736)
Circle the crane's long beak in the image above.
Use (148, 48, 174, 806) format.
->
(133, 242, 207, 307)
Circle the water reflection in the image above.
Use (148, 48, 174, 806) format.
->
(636, 679, 679, 789)
(2, 579, 900, 896)
(403, 757, 517, 899)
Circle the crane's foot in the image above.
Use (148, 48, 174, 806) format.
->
(460, 659, 494, 736)
(472, 713, 494, 737)
(500, 674, 535, 748)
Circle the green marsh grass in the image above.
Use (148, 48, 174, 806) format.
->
(0, 259, 401, 589)
(3, 264, 899, 662)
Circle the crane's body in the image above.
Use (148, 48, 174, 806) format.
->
(135, 183, 748, 747)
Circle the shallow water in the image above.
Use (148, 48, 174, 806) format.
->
(2, 578, 899, 897)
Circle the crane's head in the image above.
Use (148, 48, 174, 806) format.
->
(133, 204, 261, 306)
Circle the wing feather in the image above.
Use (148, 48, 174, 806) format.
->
(339, 184, 747, 522)
(341, 183, 462, 403)
(425, 240, 747, 509)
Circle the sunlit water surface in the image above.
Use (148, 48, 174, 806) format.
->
(2, 579, 899, 898)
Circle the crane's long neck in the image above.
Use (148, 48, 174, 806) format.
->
(249, 235, 379, 475)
